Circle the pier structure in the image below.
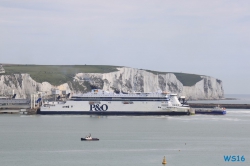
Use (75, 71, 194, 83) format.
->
(189, 103, 250, 109)
(0, 92, 42, 114)
(0, 98, 30, 110)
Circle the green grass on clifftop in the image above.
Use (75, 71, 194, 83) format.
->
(2, 65, 119, 86)
(2, 64, 203, 87)
(173, 73, 202, 86)
(145, 70, 203, 86)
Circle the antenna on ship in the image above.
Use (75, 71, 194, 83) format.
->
(157, 73, 158, 89)
(156, 73, 158, 92)
(143, 71, 145, 93)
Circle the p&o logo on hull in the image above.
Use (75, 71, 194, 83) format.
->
(90, 104, 108, 111)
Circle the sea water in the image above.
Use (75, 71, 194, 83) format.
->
(0, 109, 249, 166)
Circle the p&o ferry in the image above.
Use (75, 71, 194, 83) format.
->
(38, 89, 191, 115)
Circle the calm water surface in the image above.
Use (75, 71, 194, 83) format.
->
(0, 109, 249, 166)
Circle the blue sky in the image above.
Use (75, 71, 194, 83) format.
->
(1, 0, 250, 94)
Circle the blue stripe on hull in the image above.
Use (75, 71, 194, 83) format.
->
(37, 110, 190, 116)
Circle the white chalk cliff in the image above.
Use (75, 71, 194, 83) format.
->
(0, 64, 5, 74)
(0, 67, 223, 100)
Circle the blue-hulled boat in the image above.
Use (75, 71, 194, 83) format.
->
(195, 105, 226, 115)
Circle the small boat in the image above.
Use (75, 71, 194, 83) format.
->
(81, 134, 99, 141)
(195, 105, 226, 115)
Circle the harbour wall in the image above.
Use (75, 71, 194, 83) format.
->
(189, 103, 250, 109)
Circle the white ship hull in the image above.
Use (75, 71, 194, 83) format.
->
(39, 89, 190, 115)
(39, 100, 190, 115)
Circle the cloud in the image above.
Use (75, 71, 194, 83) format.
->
(1, 0, 250, 93)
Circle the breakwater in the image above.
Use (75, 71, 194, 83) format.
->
(189, 103, 250, 109)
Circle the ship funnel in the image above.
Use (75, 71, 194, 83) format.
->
(179, 96, 187, 105)
(66, 93, 71, 98)
(169, 94, 181, 105)
(12, 94, 16, 99)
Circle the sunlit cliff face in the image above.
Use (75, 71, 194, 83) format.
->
(75, 67, 224, 100)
